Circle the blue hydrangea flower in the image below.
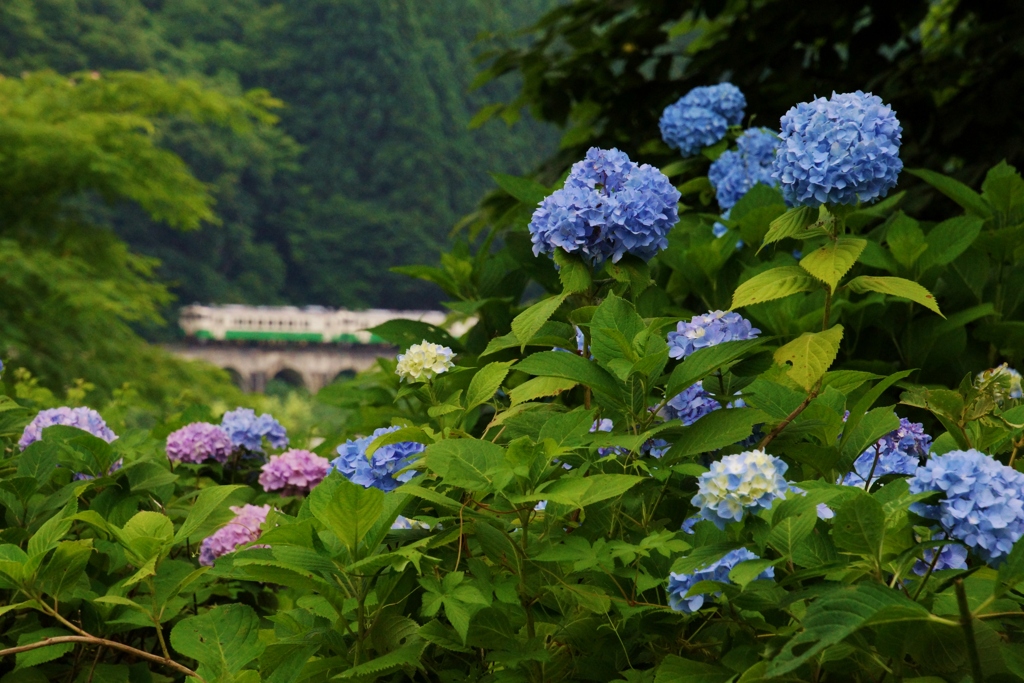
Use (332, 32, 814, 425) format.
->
(909, 449, 1024, 565)
(773, 91, 903, 206)
(708, 128, 781, 211)
(554, 326, 591, 358)
(692, 450, 792, 529)
(841, 418, 931, 487)
(529, 148, 680, 265)
(663, 381, 746, 426)
(590, 419, 628, 457)
(977, 363, 1023, 401)
(330, 426, 424, 492)
(667, 311, 760, 360)
(680, 516, 699, 534)
(679, 84, 747, 126)
(643, 438, 671, 458)
(221, 408, 288, 452)
(660, 105, 728, 157)
(667, 548, 772, 613)
(913, 535, 968, 576)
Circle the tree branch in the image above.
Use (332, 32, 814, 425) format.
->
(0, 636, 205, 682)
(757, 382, 821, 450)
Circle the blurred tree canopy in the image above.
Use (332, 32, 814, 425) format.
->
(0, 70, 272, 406)
(479, 0, 1024, 197)
(0, 0, 558, 312)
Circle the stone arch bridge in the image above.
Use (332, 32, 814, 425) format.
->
(166, 343, 394, 393)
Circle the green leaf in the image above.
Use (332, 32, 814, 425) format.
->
(366, 426, 433, 456)
(908, 168, 993, 219)
(174, 485, 246, 544)
(15, 628, 74, 670)
(535, 474, 645, 508)
(799, 237, 866, 290)
(514, 351, 623, 405)
(425, 439, 512, 492)
(918, 215, 984, 271)
(369, 319, 462, 352)
(832, 494, 885, 559)
(773, 326, 843, 391)
(766, 583, 929, 676)
(655, 654, 732, 683)
(464, 361, 515, 413)
(767, 498, 818, 559)
(308, 473, 384, 554)
(590, 293, 646, 366)
(997, 539, 1024, 595)
(846, 276, 943, 316)
(554, 250, 592, 293)
(666, 338, 770, 398)
(512, 294, 568, 350)
(760, 206, 817, 248)
(170, 604, 265, 679)
(489, 172, 549, 206)
(508, 376, 577, 405)
(885, 212, 928, 268)
(838, 407, 901, 478)
(336, 639, 427, 679)
(730, 266, 820, 309)
(663, 408, 767, 460)
(729, 559, 780, 588)
(27, 501, 77, 560)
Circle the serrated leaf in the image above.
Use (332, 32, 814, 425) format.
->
(464, 361, 515, 413)
(308, 473, 384, 554)
(424, 439, 512, 492)
(799, 237, 866, 290)
(666, 338, 770, 398)
(174, 485, 246, 544)
(731, 266, 820, 309)
(514, 351, 623, 405)
(663, 408, 766, 460)
(512, 294, 567, 350)
(534, 474, 645, 508)
(832, 494, 885, 559)
(337, 639, 427, 678)
(773, 326, 843, 391)
(508, 376, 577, 405)
(760, 206, 817, 248)
(846, 276, 943, 316)
(918, 215, 984, 271)
(728, 559, 780, 588)
(907, 168, 993, 219)
(170, 604, 264, 678)
(490, 171, 549, 207)
(655, 655, 732, 683)
(554, 250, 592, 293)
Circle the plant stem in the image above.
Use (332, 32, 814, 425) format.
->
(0, 637, 204, 682)
(757, 381, 821, 450)
(955, 578, 985, 683)
(822, 286, 833, 331)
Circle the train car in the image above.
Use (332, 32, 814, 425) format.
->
(178, 304, 468, 344)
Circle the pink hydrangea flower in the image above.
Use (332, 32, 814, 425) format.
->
(198, 504, 270, 566)
(166, 422, 234, 464)
(259, 449, 330, 496)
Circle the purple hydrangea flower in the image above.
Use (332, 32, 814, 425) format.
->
(529, 148, 680, 265)
(668, 548, 772, 613)
(166, 422, 234, 464)
(708, 128, 781, 210)
(909, 449, 1024, 565)
(19, 407, 117, 450)
(841, 418, 931, 487)
(220, 408, 288, 452)
(667, 311, 760, 360)
(392, 515, 430, 530)
(199, 504, 271, 566)
(330, 426, 424, 492)
(259, 449, 331, 496)
(772, 91, 903, 206)
(73, 459, 123, 481)
(660, 84, 746, 157)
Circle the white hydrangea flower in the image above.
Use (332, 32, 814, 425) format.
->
(395, 340, 455, 382)
(977, 363, 1023, 400)
(691, 449, 792, 529)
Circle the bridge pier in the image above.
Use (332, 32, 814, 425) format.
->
(165, 343, 393, 394)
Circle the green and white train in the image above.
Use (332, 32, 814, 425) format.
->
(178, 305, 467, 344)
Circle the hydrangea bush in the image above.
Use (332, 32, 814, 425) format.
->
(7, 82, 1024, 683)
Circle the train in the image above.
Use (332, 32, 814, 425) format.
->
(178, 304, 471, 344)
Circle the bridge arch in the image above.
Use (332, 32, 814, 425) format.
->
(271, 368, 306, 389)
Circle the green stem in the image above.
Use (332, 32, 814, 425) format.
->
(822, 286, 833, 331)
(955, 578, 985, 683)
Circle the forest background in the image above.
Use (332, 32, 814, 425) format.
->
(1, 0, 1021, 423)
